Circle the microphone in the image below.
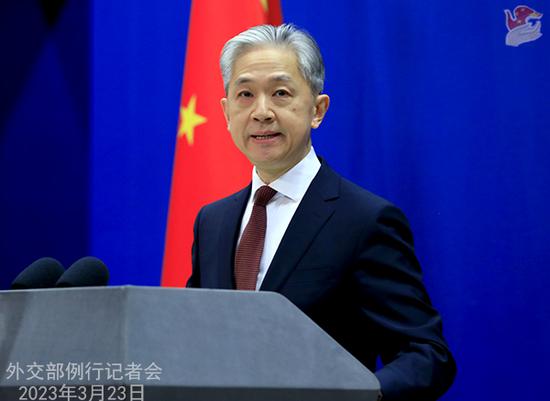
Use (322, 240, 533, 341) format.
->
(55, 256, 110, 287)
(11, 257, 65, 289)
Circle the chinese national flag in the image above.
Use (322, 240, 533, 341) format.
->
(162, 0, 283, 286)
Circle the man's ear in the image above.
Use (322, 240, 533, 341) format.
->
(220, 98, 230, 129)
(311, 94, 330, 129)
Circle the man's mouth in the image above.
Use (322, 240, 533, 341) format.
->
(251, 132, 281, 140)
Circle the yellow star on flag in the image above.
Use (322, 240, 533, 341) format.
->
(260, 0, 268, 12)
(178, 94, 207, 145)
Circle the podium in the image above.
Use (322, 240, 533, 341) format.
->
(0, 286, 380, 400)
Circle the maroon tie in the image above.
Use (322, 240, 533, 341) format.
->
(234, 185, 277, 290)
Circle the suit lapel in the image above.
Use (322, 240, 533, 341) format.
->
(260, 162, 340, 292)
(216, 185, 251, 289)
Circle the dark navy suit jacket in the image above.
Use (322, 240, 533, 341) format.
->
(188, 160, 456, 400)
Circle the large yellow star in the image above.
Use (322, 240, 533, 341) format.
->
(178, 94, 207, 145)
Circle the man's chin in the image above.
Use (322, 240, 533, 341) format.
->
(252, 159, 288, 182)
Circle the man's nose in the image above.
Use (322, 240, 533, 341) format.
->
(251, 96, 274, 122)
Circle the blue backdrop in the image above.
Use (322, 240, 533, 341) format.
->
(1, 1, 549, 400)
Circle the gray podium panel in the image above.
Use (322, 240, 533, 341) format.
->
(0, 286, 379, 401)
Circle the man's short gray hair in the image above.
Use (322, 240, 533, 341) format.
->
(220, 24, 325, 95)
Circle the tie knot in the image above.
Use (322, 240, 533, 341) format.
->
(254, 185, 277, 207)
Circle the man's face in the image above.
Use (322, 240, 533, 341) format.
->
(221, 46, 329, 182)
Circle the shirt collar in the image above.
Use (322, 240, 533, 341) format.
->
(251, 147, 321, 202)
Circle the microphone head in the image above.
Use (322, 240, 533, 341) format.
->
(56, 256, 109, 288)
(11, 257, 65, 289)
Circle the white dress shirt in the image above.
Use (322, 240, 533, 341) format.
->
(237, 147, 321, 290)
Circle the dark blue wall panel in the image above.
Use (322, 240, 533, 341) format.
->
(0, 0, 90, 287)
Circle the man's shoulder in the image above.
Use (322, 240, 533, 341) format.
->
(320, 160, 396, 212)
(200, 185, 250, 215)
(319, 161, 414, 236)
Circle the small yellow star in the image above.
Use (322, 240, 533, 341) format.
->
(260, 0, 268, 12)
(178, 94, 207, 145)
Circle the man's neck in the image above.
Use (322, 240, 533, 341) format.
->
(256, 167, 290, 185)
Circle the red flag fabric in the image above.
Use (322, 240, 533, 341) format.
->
(162, 0, 283, 286)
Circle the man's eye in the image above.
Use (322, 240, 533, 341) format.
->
(274, 89, 289, 97)
(237, 91, 253, 98)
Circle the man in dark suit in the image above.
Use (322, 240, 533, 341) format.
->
(188, 24, 456, 400)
